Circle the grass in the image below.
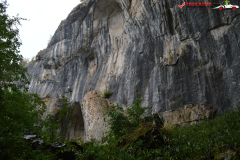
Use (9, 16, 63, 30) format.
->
(102, 89, 112, 98)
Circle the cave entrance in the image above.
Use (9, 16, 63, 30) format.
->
(67, 102, 85, 142)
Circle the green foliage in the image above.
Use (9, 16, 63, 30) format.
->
(0, 1, 50, 159)
(105, 98, 153, 140)
(102, 89, 112, 98)
(75, 98, 154, 159)
(0, 1, 28, 92)
(0, 2, 73, 159)
(42, 95, 73, 143)
(176, 96, 183, 104)
(58, 95, 73, 121)
(160, 105, 240, 159)
(0, 90, 48, 159)
(77, 103, 240, 159)
(1, 2, 240, 158)
(225, 1, 230, 5)
(80, 0, 86, 3)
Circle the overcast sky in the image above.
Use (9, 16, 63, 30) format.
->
(7, 0, 81, 59)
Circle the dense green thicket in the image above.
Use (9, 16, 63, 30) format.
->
(161, 106, 240, 159)
(105, 98, 153, 140)
(0, 1, 44, 159)
(0, 1, 72, 159)
(41, 95, 73, 143)
(76, 98, 156, 160)
(75, 103, 240, 160)
(1, 1, 240, 159)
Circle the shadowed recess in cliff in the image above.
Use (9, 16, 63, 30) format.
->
(66, 102, 85, 142)
(165, 0, 175, 35)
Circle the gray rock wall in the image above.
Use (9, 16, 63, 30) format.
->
(27, 0, 240, 140)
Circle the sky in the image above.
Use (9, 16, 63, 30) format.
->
(7, 0, 81, 60)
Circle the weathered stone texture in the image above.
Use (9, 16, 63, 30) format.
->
(215, 150, 238, 160)
(81, 90, 110, 142)
(163, 104, 215, 127)
(66, 102, 85, 142)
(41, 98, 60, 119)
(26, 0, 240, 140)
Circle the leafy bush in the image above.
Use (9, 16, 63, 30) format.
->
(161, 105, 240, 159)
(75, 98, 155, 159)
(76, 103, 240, 160)
(42, 95, 73, 143)
(0, 1, 51, 159)
(105, 98, 153, 140)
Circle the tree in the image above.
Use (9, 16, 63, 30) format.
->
(0, 1, 50, 159)
(0, 1, 31, 91)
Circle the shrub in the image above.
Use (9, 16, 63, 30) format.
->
(77, 103, 240, 159)
(77, 99, 154, 159)
(105, 98, 153, 140)
(42, 95, 73, 143)
(161, 105, 240, 159)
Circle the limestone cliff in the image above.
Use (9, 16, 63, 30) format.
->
(27, 0, 240, 141)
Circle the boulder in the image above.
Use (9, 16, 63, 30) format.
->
(81, 90, 110, 142)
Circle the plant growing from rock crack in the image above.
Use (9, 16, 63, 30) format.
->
(176, 96, 183, 104)
(102, 89, 112, 98)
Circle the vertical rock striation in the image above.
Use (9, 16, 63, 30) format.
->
(26, 0, 240, 141)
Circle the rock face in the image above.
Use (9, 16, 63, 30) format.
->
(81, 90, 110, 142)
(215, 150, 238, 160)
(66, 102, 85, 142)
(162, 104, 215, 127)
(27, 0, 240, 141)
